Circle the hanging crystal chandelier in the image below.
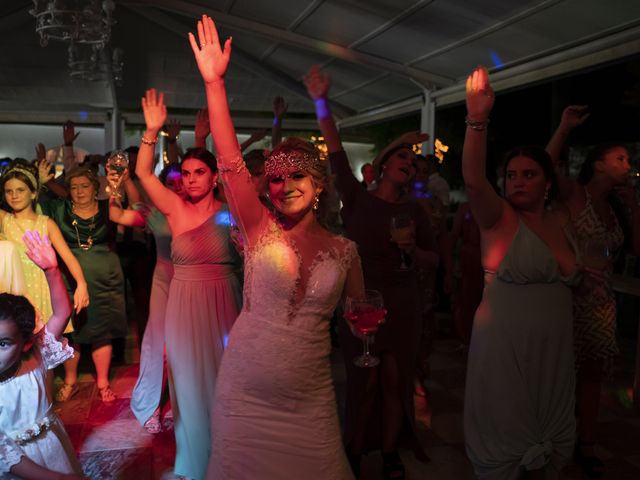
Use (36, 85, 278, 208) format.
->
(30, 0, 116, 47)
(67, 42, 123, 84)
(30, 0, 122, 83)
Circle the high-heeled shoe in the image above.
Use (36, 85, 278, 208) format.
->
(574, 441, 604, 478)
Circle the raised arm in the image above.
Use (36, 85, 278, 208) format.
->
(546, 105, 589, 200)
(462, 67, 504, 230)
(22, 231, 72, 339)
(194, 108, 210, 149)
(61, 120, 80, 177)
(37, 154, 68, 199)
(304, 65, 361, 207)
(166, 119, 181, 165)
(45, 219, 88, 314)
(304, 65, 341, 153)
(135, 89, 183, 216)
(189, 15, 264, 241)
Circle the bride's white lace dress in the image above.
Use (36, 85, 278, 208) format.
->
(206, 154, 358, 480)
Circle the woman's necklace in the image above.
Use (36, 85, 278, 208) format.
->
(71, 204, 97, 250)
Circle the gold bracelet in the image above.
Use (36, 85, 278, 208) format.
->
(141, 135, 158, 145)
(465, 117, 490, 131)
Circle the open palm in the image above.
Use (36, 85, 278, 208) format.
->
(189, 15, 232, 84)
(304, 65, 331, 100)
(465, 66, 494, 120)
(141, 88, 167, 131)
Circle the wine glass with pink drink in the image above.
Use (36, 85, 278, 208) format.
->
(344, 289, 386, 367)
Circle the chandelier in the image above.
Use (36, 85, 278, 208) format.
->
(68, 43, 123, 85)
(30, 0, 122, 83)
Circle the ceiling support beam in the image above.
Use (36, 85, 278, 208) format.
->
(125, 5, 355, 118)
(432, 23, 640, 106)
(121, 0, 453, 87)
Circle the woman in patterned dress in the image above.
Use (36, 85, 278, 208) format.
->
(547, 107, 640, 476)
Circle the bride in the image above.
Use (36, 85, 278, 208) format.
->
(190, 14, 363, 480)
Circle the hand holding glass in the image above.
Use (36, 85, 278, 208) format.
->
(344, 290, 386, 367)
(390, 214, 414, 270)
(106, 150, 129, 198)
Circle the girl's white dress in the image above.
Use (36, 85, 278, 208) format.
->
(0, 327, 83, 479)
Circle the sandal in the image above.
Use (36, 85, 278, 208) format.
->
(55, 383, 79, 403)
(97, 385, 117, 403)
(574, 441, 604, 478)
(382, 451, 405, 480)
(144, 409, 162, 434)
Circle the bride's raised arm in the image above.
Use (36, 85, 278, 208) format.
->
(189, 15, 264, 243)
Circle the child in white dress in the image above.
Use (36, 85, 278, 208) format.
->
(0, 231, 85, 480)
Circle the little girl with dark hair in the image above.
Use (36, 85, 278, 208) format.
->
(0, 231, 85, 480)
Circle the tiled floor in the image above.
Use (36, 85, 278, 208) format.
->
(52, 316, 640, 479)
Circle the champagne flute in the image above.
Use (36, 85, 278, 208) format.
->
(390, 214, 414, 270)
(344, 290, 386, 368)
(105, 150, 129, 198)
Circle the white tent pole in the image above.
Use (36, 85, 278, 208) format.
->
(420, 89, 435, 155)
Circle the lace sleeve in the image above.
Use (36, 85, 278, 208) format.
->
(337, 238, 360, 273)
(0, 431, 23, 475)
(35, 326, 74, 370)
(217, 152, 266, 247)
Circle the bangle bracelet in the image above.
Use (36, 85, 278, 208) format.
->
(465, 117, 490, 131)
(141, 135, 158, 145)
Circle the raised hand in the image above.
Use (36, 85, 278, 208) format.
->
(167, 118, 181, 140)
(303, 65, 331, 100)
(188, 15, 232, 84)
(273, 96, 288, 120)
(35, 143, 46, 163)
(63, 120, 80, 146)
(560, 105, 590, 130)
(37, 157, 55, 185)
(141, 88, 167, 132)
(465, 66, 494, 121)
(23, 230, 57, 271)
(195, 108, 210, 140)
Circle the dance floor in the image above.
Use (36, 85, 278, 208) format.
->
(52, 313, 640, 479)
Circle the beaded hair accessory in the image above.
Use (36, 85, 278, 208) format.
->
(264, 150, 320, 177)
(4, 166, 38, 190)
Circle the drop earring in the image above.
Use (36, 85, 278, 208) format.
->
(313, 195, 320, 211)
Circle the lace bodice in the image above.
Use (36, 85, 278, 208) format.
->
(243, 217, 358, 326)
